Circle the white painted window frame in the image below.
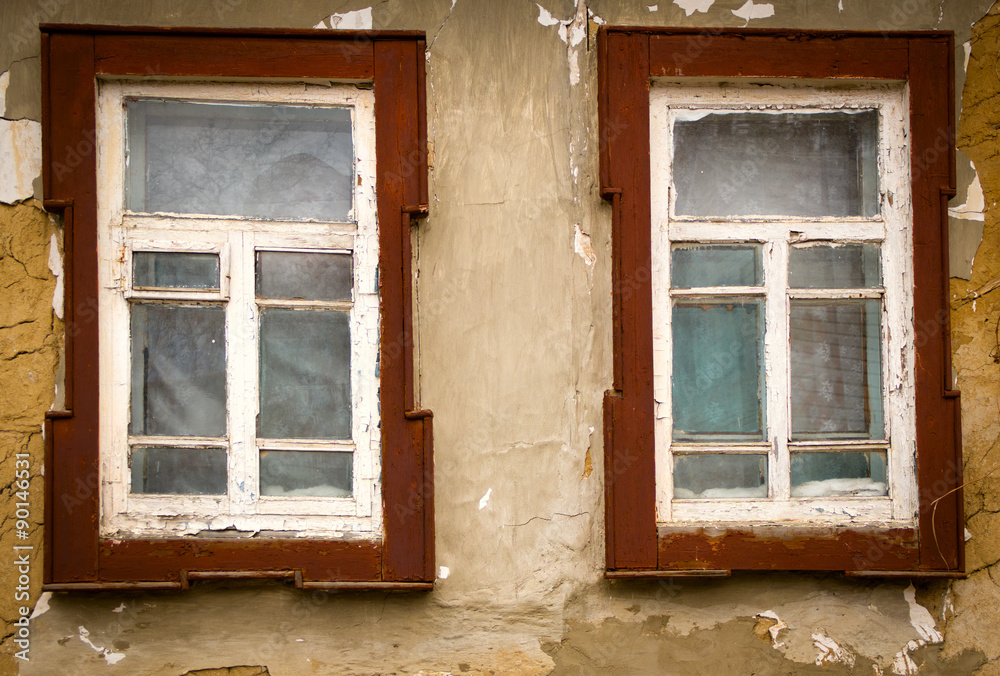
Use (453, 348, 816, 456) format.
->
(97, 80, 382, 539)
(650, 80, 917, 527)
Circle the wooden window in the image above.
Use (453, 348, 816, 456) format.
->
(42, 25, 434, 589)
(599, 28, 964, 576)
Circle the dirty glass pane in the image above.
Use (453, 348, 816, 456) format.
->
(672, 299, 764, 440)
(789, 243, 881, 289)
(259, 450, 352, 497)
(790, 451, 887, 497)
(130, 304, 226, 437)
(671, 244, 762, 288)
(130, 447, 227, 495)
(256, 251, 352, 301)
(126, 100, 354, 221)
(133, 252, 220, 290)
(790, 300, 883, 439)
(259, 309, 350, 440)
(672, 110, 879, 218)
(673, 453, 768, 499)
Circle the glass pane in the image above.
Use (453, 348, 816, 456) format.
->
(673, 453, 768, 499)
(126, 100, 353, 221)
(259, 450, 352, 497)
(130, 447, 227, 495)
(256, 251, 352, 301)
(790, 300, 883, 439)
(130, 304, 226, 437)
(133, 252, 220, 290)
(789, 244, 881, 289)
(791, 451, 887, 497)
(671, 244, 762, 288)
(672, 299, 764, 440)
(259, 309, 351, 440)
(673, 110, 879, 218)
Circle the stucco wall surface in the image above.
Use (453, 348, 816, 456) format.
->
(2, 1, 1000, 675)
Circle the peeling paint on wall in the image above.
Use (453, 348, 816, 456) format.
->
(949, 158, 986, 279)
(30, 592, 50, 620)
(534, 3, 561, 27)
(535, 0, 600, 86)
(46, 232, 62, 319)
(756, 610, 787, 647)
(0, 70, 9, 115)
(732, 0, 775, 23)
(813, 632, 856, 667)
(313, 7, 373, 30)
(478, 487, 492, 510)
(77, 627, 126, 666)
(0, 118, 41, 205)
(574, 224, 596, 267)
(0, 68, 41, 205)
(951, 174, 986, 223)
(674, 0, 715, 16)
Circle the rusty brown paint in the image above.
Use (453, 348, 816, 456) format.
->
(599, 27, 963, 576)
(40, 26, 434, 588)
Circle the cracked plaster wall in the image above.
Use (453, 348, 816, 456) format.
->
(3, 0, 1000, 675)
(0, 201, 60, 676)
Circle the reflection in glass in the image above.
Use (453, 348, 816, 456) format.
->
(672, 300, 764, 440)
(133, 251, 220, 290)
(673, 110, 879, 217)
(671, 244, 762, 288)
(259, 309, 351, 440)
(790, 451, 887, 497)
(673, 453, 768, 499)
(790, 300, 883, 439)
(259, 450, 352, 497)
(130, 304, 226, 437)
(789, 243, 881, 289)
(256, 251, 352, 301)
(130, 446, 227, 495)
(126, 100, 354, 221)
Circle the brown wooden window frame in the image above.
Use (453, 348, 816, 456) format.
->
(598, 27, 964, 577)
(41, 25, 434, 590)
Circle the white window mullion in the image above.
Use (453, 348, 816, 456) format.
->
(651, 102, 674, 521)
(227, 230, 255, 514)
(765, 238, 791, 501)
(653, 219, 673, 522)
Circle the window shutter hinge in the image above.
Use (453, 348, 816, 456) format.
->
(402, 204, 429, 220)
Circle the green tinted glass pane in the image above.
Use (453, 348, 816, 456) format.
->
(790, 300, 883, 440)
(673, 453, 768, 499)
(259, 309, 351, 440)
(672, 299, 764, 440)
(790, 451, 887, 497)
(130, 447, 227, 495)
(789, 243, 881, 289)
(671, 244, 762, 288)
(260, 450, 352, 497)
(133, 252, 220, 290)
(130, 304, 226, 437)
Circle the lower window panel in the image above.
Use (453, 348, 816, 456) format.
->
(259, 450, 353, 498)
(673, 453, 768, 499)
(130, 446, 228, 495)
